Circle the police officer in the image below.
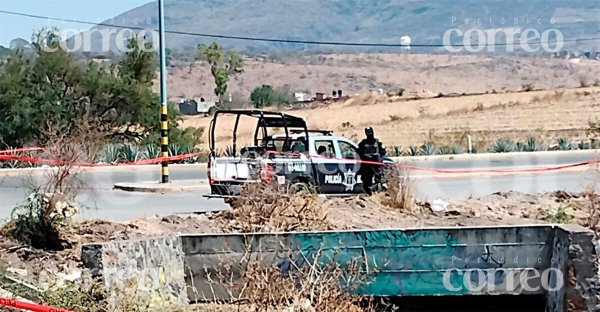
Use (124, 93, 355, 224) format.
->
(357, 127, 386, 195)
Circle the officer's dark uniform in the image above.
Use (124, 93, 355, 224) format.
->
(357, 127, 386, 195)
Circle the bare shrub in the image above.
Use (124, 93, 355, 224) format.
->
(581, 187, 600, 235)
(5, 123, 104, 250)
(378, 167, 416, 212)
(207, 249, 389, 312)
(521, 83, 535, 92)
(211, 182, 333, 232)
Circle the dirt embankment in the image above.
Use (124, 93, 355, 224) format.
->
(1, 189, 598, 287)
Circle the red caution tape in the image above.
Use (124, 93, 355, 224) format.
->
(266, 150, 600, 174)
(0, 151, 203, 167)
(1, 147, 599, 174)
(0, 147, 45, 154)
(0, 297, 75, 312)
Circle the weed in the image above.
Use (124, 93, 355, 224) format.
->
(341, 121, 354, 129)
(9, 192, 68, 250)
(474, 102, 484, 111)
(380, 167, 415, 212)
(417, 106, 428, 118)
(543, 204, 575, 223)
(579, 76, 589, 88)
(211, 182, 332, 232)
(521, 83, 535, 92)
(389, 114, 404, 122)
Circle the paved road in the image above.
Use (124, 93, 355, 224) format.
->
(0, 151, 598, 221)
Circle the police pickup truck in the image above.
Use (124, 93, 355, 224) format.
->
(204, 110, 393, 200)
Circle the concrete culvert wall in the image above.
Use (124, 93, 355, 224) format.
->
(81, 225, 599, 311)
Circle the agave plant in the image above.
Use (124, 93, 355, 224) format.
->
(514, 141, 526, 152)
(451, 143, 465, 155)
(101, 144, 122, 164)
(392, 146, 402, 157)
(524, 136, 541, 152)
(143, 144, 161, 160)
(405, 145, 420, 156)
(225, 145, 236, 157)
(492, 138, 513, 153)
(578, 140, 590, 150)
(182, 145, 200, 164)
(557, 137, 572, 151)
(120, 143, 143, 162)
(437, 145, 452, 155)
(421, 142, 437, 156)
(591, 139, 599, 150)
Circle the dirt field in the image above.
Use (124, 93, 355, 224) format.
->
(160, 53, 600, 102)
(1, 190, 597, 287)
(182, 86, 600, 150)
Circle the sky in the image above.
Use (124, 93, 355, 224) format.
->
(0, 0, 152, 46)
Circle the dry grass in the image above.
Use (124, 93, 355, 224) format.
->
(210, 183, 334, 233)
(376, 167, 417, 213)
(200, 248, 389, 312)
(159, 53, 600, 102)
(183, 87, 600, 149)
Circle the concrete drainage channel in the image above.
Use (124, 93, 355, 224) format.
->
(81, 224, 599, 311)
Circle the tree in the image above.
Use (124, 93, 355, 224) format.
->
(250, 84, 295, 108)
(197, 42, 244, 101)
(0, 29, 166, 148)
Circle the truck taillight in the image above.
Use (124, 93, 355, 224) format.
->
(260, 163, 274, 183)
(207, 158, 214, 185)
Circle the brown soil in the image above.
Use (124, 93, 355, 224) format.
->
(1, 190, 597, 288)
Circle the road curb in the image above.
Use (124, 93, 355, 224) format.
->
(113, 180, 209, 193)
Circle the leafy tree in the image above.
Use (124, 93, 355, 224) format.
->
(197, 42, 244, 101)
(0, 29, 171, 149)
(250, 84, 295, 108)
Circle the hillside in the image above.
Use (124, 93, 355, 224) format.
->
(82, 0, 600, 53)
(156, 53, 600, 102)
(0, 45, 10, 57)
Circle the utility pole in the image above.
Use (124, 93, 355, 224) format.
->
(158, 0, 169, 183)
